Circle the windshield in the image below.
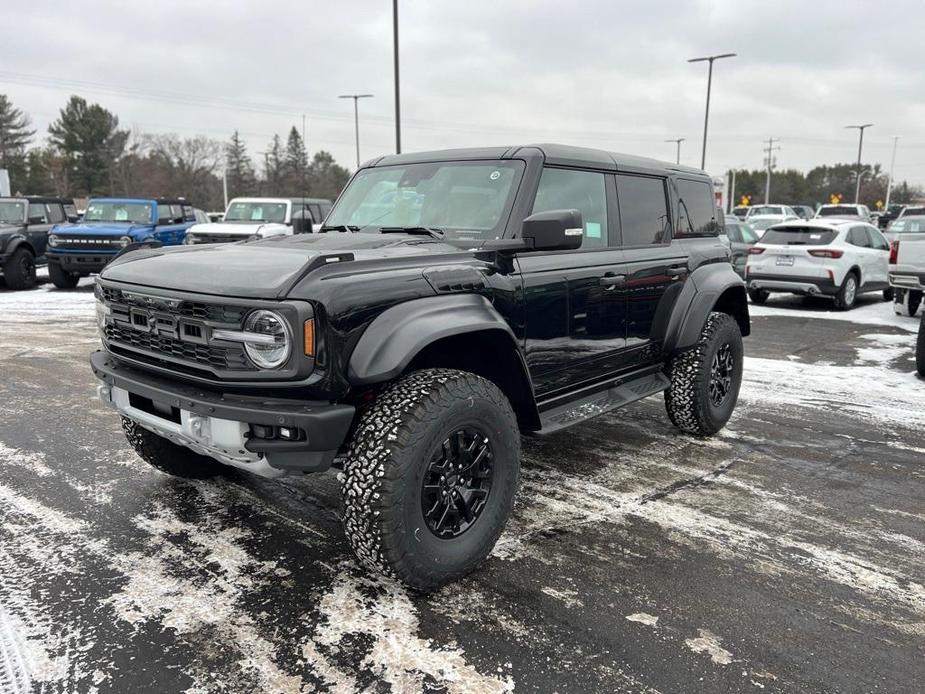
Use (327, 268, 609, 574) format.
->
(225, 201, 289, 224)
(748, 206, 783, 216)
(902, 206, 925, 217)
(84, 201, 153, 224)
(817, 205, 859, 217)
(0, 201, 26, 224)
(761, 227, 837, 245)
(750, 218, 780, 231)
(325, 160, 525, 242)
(732, 207, 749, 218)
(888, 217, 925, 233)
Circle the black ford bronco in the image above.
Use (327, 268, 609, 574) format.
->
(0, 196, 78, 290)
(91, 144, 749, 590)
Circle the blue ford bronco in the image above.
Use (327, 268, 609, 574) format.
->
(91, 144, 749, 590)
(46, 197, 197, 288)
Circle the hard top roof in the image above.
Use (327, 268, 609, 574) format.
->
(87, 197, 191, 205)
(365, 143, 707, 177)
(228, 197, 331, 204)
(0, 195, 75, 204)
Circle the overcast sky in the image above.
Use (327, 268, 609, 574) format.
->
(5, 0, 925, 185)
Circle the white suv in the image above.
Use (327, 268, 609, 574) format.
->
(745, 220, 891, 310)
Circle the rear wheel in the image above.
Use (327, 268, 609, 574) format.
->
(665, 312, 744, 437)
(122, 418, 228, 479)
(3, 247, 36, 290)
(833, 272, 858, 311)
(748, 288, 769, 305)
(48, 261, 79, 289)
(896, 289, 922, 317)
(917, 314, 925, 377)
(341, 368, 520, 592)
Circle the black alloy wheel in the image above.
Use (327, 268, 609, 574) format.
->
(709, 343, 735, 407)
(421, 428, 494, 538)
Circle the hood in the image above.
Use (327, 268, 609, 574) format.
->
(53, 222, 154, 237)
(190, 221, 288, 236)
(100, 232, 464, 298)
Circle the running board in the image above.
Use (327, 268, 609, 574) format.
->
(537, 371, 670, 434)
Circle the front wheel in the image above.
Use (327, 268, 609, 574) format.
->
(665, 312, 744, 437)
(341, 368, 520, 592)
(748, 288, 769, 305)
(833, 272, 858, 311)
(917, 314, 925, 377)
(48, 261, 80, 289)
(2, 247, 36, 290)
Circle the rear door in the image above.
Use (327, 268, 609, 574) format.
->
(518, 167, 626, 397)
(865, 226, 891, 285)
(847, 225, 876, 285)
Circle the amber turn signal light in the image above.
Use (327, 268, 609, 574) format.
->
(304, 318, 314, 356)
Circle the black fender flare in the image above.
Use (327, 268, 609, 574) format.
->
(662, 263, 750, 354)
(348, 294, 522, 385)
(2, 235, 34, 260)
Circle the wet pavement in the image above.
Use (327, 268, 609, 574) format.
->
(0, 280, 923, 693)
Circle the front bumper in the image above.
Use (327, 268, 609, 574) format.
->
(747, 273, 838, 296)
(47, 251, 116, 274)
(91, 350, 355, 476)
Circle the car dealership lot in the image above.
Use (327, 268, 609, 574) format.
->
(0, 282, 922, 693)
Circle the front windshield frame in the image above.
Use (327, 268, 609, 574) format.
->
(224, 200, 290, 224)
(83, 201, 154, 224)
(325, 159, 526, 244)
(0, 200, 26, 225)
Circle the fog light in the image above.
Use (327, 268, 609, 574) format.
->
(279, 427, 294, 440)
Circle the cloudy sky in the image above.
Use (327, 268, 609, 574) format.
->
(5, 0, 925, 184)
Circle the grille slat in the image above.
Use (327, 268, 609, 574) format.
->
(54, 236, 125, 251)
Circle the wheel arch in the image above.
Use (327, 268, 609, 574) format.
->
(347, 294, 540, 431)
(4, 236, 36, 258)
(664, 263, 750, 353)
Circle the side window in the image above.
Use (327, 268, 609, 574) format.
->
(157, 205, 172, 225)
(675, 178, 718, 237)
(616, 174, 671, 246)
(866, 227, 889, 251)
(740, 226, 759, 244)
(169, 204, 183, 223)
(46, 203, 65, 224)
(310, 204, 323, 222)
(848, 227, 871, 247)
(320, 202, 333, 217)
(182, 204, 195, 222)
(531, 168, 608, 249)
(27, 203, 48, 223)
(724, 225, 742, 243)
(63, 203, 78, 220)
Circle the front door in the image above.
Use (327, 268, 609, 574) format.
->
(518, 167, 627, 398)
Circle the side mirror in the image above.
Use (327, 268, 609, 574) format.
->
(521, 209, 584, 251)
(66, 215, 79, 223)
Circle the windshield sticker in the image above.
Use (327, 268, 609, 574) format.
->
(586, 222, 602, 239)
(489, 170, 501, 181)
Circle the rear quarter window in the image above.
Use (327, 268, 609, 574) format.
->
(761, 227, 838, 245)
(676, 178, 719, 237)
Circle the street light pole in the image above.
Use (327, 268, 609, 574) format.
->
(338, 94, 374, 169)
(688, 53, 736, 171)
(885, 135, 899, 210)
(393, 0, 401, 154)
(845, 123, 873, 203)
(664, 138, 685, 164)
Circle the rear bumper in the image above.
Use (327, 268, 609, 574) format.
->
(91, 350, 355, 476)
(889, 271, 925, 291)
(747, 273, 838, 296)
(47, 251, 116, 274)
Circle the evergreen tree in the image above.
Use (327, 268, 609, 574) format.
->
(264, 134, 284, 194)
(0, 94, 36, 190)
(307, 150, 350, 200)
(225, 130, 256, 198)
(283, 126, 309, 196)
(47, 95, 128, 196)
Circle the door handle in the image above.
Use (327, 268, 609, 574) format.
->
(667, 264, 688, 279)
(600, 273, 626, 290)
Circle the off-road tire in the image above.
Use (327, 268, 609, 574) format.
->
(48, 261, 79, 289)
(665, 312, 744, 437)
(3, 247, 36, 290)
(896, 289, 923, 317)
(833, 272, 859, 311)
(122, 417, 228, 479)
(917, 314, 925, 377)
(748, 288, 769, 305)
(341, 368, 520, 592)
(883, 287, 894, 302)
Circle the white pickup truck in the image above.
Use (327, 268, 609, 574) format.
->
(183, 196, 332, 245)
(890, 234, 925, 316)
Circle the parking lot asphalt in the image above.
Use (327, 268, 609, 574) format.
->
(0, 279, 923, 694)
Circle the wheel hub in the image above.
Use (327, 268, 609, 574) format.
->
(421, 428, 493, 538)
(710, 343, 735, 407)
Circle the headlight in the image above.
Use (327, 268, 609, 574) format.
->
(119, 235, 132, 248)
(241, 310, 291, 369)
(48, 234, 59, 247)
(184, 235, 197, 245)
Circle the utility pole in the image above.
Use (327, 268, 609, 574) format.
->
(845, 123, 873, 203)
(763, 137, 780, 204)
(885, 135, 899, 210)
(664, 138, 685, 164)
(393, 0, 401, 154)
(688, 52, 736, 170)
(729, 169, 736, 214)
(338, 94, 374, 168)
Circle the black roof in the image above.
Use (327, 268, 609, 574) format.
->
(0, 196, 76, 204)
(365, 143, 707, 177)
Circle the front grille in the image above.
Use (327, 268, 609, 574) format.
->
(54, 236, 124, 251)
(99, 285, 255, 374)
(189, 234, 248, 245)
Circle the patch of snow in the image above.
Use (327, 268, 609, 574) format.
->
(749, 299, 919, 332)
(0, 281, 95, 324)
(854, 332, 916, 365)
(625, 612, 659, 626)
(540, 587, 583, 609)
(685, 629, 733, 665)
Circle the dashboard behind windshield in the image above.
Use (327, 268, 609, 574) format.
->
(325, 160, 525, 242)
(85, 202, 153, 224)
(0, 201, 26, 225)
(225, 202, 288, 224)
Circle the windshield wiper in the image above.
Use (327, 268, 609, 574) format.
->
(378, 226, 445, 239)
(320, 224, 359, 233)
